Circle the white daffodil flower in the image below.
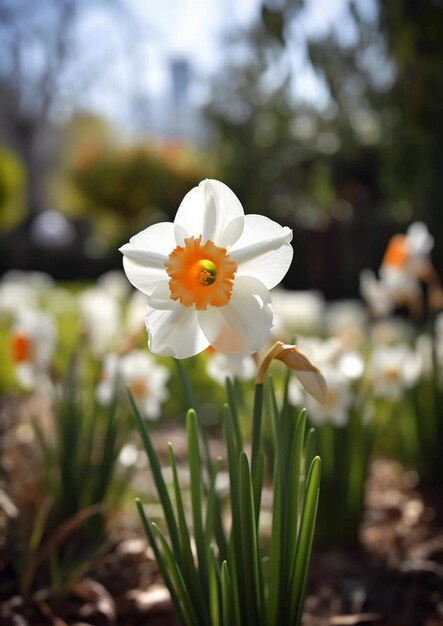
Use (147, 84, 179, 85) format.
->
(125, 290, 149, 334)
(405, 221, 434, 265)
(283, 336, 361, 408)
(79, 287, 121, 356)
(369, 344, 423, 400)
(96, 351, 170, 420)
(271, 288, 325, 340)
(302, 365, 353, 427)
(325, 300, 368, 348)
(205, 350, 256, 385)
(97, 270, 132, 303)
(10, 309, 56, 390)
(120, 179, 293, 358)
(361, 222, 436, 318)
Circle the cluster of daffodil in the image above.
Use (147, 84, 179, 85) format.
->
(1, 179, 443, 576)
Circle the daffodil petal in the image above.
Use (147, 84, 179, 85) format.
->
(198, 276, 273, 354)
(174, 223, 189, 246)
(145, 305, 209, 359)
(294, 370, 328, 405)
(219, 215, 244, 248)
(147, 283, 180, 311)
(122, 257, 168, 296)
(174, 179, 244, 245)
(229, 215, 293, 289)
(119, 222, 175, 295)
(123, 221, 176, 259)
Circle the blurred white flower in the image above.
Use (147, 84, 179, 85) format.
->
(361, 223, 434, 317)
(125, 290, 149, 334)
(97, 270, 132, 303)
(10, 309, 56, 390)
(271, 288, 325, 340)
(79, 287, 121, 356)
(285, 337, 362, 415)
(338, 350, 365, 381)
(120, 179, 293, 358)
(371, 317, 414, 345)
(2, 270, 54, 291)
(325, 300, 368, 348)
(296, 336, 344, 365)
(415, 334, 434, 378)
(406, 222, 434, 265)
(303, 365, 353, 427)
(435, 313, 443, 385)
(360, 269, 393, 317)
(118, 443, 140, 467)
(369, 344, 423, 400)
(205, 350, 256, 385)
(0, 281, 37, 317)
(44, 287, 77, 315)
(96, 350, 170, 420)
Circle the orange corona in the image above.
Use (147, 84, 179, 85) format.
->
(130, 379, 148, 399)
(11, 333, 32, 363)
(382, 234, 408, 268)
(165, 236, 237, 310)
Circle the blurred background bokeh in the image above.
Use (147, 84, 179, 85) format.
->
(1, 0, 442, 296)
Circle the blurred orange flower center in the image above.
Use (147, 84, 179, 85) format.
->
(165, 236, 237, 310)
(384, 367, 400, 381)
(325, 388, 338, 408)
(130, 379, 147, 398)
(382, 235, 408, 268)
(11, 333, 32, 363)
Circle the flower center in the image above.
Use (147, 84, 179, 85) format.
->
(165, 236, 238, 310)
(325, 388, 338, 408)
(11, 333, 32, 363)
(130, 379, 147, 399)
(195, 259, 217, 286)
(382, 234, 408, 268)
(384, 367, 400, 381)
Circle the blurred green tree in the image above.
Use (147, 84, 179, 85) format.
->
(205, 0, 443, 289)
(0, 145, 25, 229)
(0, 0, 138, 225)
(58, 118, 212, 242)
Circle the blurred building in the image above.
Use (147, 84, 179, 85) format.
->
(131, 57, 209, 145)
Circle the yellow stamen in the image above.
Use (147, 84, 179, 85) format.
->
(195, 259, 217, 286)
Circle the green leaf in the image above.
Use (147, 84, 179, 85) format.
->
(153, 522, 200, 626)
(187, 409, 209, 597)
(205, 457, 222, 546)
(286, 410, 306, 569)
(251, 383, 264, 478)
(129, 392, 181, 556)
(224, 404, 245, 623)
(168, 443, 210, 625)
(289, 456, 321, 625)
(225, 377, 243, 451)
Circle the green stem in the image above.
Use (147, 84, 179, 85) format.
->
(251, 383, 264, 474)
